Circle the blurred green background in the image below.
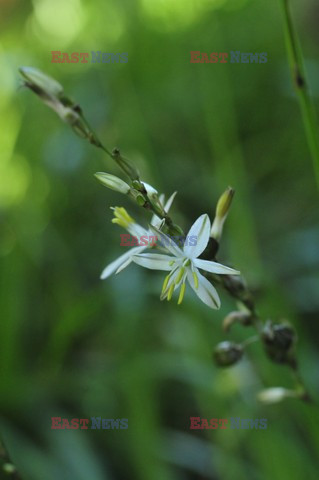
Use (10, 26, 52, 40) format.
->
(1, 0, 319, 478)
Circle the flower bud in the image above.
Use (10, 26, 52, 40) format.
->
(19, 66, 63, 99)
(20, 67, 102, 145)
(257, 387, 298, 404)
(20, 66, 69, 119)
(95, 172, 130, 194)
(112, 148, 140, 181)
(213, 341, 243, 367)
(132, 180, 158, 201)
(261, 321, 297, 366)
(210, 187, 235, 241)
(222, 311, 253, 332)
(136, 193, 147, 206)
(222, 274, 255, 311)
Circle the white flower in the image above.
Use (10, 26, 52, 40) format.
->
(95, 172, 130, 194)
(100, 192, 177, 279)
(132, 214, 240, 309)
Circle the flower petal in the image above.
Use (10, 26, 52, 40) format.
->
(115, 257, 134, 274)
(100, 246, 145, 279)
(150, 192, 177, 227)
(193, 258, 240, 275)
(187, 268, 221, 309)
(143, 182, 158, 198)
(149, 225, 184, 257)
(132, 253, 176, 271)
(164, 191, 177, 213)
(183, 214, 210, 258)
(127, 223, 149, 238)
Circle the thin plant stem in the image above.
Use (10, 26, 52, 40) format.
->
(280, 0, 319, 189)
(242, 335, 260, 349)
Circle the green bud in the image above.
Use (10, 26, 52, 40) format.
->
(55, 106, 96, 142)
(132, 180, 143, 190)
(222, 274, 255, 311)
(94, 172, 130, 194)
(112, 148, 140, 181)
(213, 341, 243, 367)
(216, 186, 235, 218)
(211, 187, 235, 241)
(136, 193, 147, 206)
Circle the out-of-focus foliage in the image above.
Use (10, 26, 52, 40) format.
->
(0, 0, 319, 479)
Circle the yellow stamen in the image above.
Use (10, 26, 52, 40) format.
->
(112, 207, 135, 229)
(161, 274, 170, 295)
(177, 283, 186, 305)
(175, 267, 185, 285)
(167, 283, 174, 301)
(192, 271, 199, 289)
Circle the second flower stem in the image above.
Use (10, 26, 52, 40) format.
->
(280, 0, 319, 189)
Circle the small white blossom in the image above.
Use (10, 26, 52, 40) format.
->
(100, 192, 176, 279)
(132, 214, 240, 309)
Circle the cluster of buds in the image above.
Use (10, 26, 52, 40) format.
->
(212, 306, 307, 403)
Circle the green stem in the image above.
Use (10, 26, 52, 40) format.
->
(280, 0, 319, 189)
(242, 335, 259, 348)
(291, 365, 311, 402)
(99, 144, 183, 235)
